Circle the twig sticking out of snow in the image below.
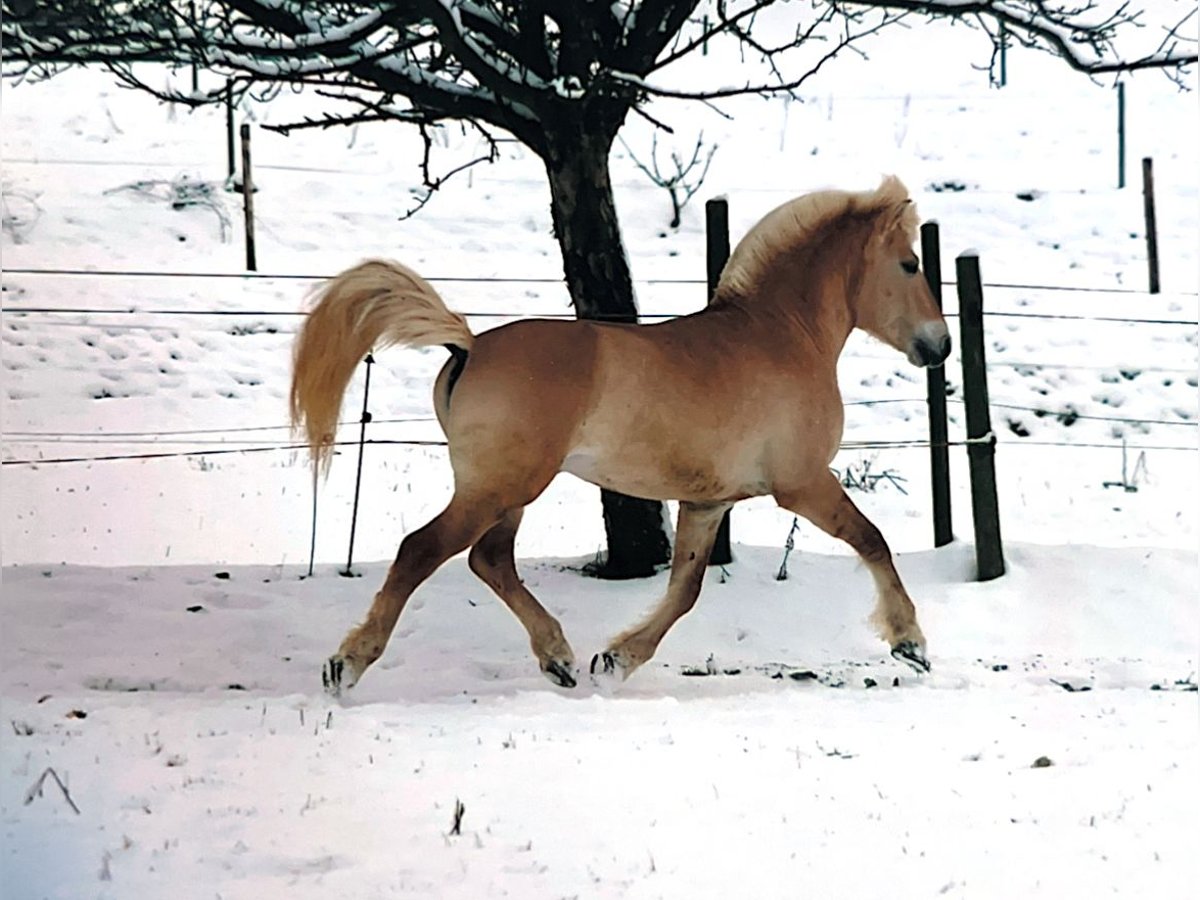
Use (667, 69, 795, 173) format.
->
(775, 517, 800, 581)
(24, 767, 81, 815)
(449, 798, 465, 836)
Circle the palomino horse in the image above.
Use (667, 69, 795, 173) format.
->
(292, 176, 950, 695)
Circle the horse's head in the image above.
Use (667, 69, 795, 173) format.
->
(856, 178, 950, 368)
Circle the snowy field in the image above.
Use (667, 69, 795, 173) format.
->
(3, 14, 1199, 900)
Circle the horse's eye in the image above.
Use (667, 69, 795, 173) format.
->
(901, 259, 919, 275)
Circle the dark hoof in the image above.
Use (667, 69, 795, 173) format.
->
(544, 660, 577, 689)
(322, 656, 345, 696)
(590, 651, 617, 677)
(891, 641, 931, 674)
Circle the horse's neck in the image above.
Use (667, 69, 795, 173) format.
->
(743, 258, 856, 359)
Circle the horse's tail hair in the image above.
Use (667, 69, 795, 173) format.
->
(290, 259, 474, 470)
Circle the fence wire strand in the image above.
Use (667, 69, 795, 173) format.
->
(5, 435, 1195, 468)
(5, 266, 1197, 301)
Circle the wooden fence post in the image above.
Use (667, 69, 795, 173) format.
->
(921, 222, 953, 548)
(998, 22, 1008, 87)
(189, 2, 200, 92)
(705, 196, 733, 566)
(1116, 82, 1126, 189)
(1142, 157, 1159, 294)
(955, 253, 1005, 581)
(239, 123, 257, 271)
(225, 80, 236, 182)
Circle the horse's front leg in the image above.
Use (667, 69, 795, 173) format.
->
(776, 471, 929, 673)
(591, 501, 731, 681)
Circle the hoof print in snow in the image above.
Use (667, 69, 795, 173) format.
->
(680, 666, 742, 677)
(1151, 679, 1198, 692)
(1050, 679, 1092, 692)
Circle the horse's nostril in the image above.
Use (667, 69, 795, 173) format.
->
(913, 332, 951, 367)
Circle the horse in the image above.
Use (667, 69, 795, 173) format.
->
(291, 175, 951, 696)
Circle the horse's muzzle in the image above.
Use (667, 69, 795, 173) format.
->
(908, 324, 952, 368)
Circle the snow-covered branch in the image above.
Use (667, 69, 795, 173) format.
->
(836, 1, 1197, 79)
(3, 0, 1193, 145)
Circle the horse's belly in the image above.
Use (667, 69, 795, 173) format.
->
(561, 443, 766, 502)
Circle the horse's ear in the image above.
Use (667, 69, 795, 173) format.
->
(870, 176, 915, 244)
(877, 174, 909, 204)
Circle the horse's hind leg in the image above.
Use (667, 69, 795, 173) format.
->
(776, 471, 929, 673)
(468, 508, 577, 688)
(323, 495, 501, 695)
(592, 501, 731, 681)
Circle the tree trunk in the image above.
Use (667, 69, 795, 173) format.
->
(544, 130, 671, 579)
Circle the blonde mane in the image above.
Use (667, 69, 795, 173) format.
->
(715, 175, 918, 301)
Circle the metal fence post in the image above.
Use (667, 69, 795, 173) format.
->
(341, 354, 374, 577)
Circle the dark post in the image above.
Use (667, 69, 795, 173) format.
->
(190, 3, 199, 93)
(1142, 157, 1160, 294)
(225, 80, 236, 182)
(705, 197, 733, 566)
(920, 222, 953, 548)
(956, 253, 1005, 581)
(998, 22, 1007, 87)
(307, 467, 318, 579)
(1117, 82, 1126, 189)
(342, 354, 374, 577)
(239, 123, 257, 271)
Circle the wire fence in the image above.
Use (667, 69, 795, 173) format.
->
(5, 433, 1194, 468)
(6, 265, 1200, 299)
(3, 264, 1196, 471)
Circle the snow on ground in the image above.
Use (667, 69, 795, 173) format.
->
(2, 15, 1198, 900)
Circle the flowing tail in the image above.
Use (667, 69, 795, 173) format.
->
(290, 259, 474, 470)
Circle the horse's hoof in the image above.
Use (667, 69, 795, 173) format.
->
(543, 659, 578, 689)
(590, 651, 617, 677)
(590, 650, 636, 684)
(322, 655, 357, 696)
(891, 641, 931, 674)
